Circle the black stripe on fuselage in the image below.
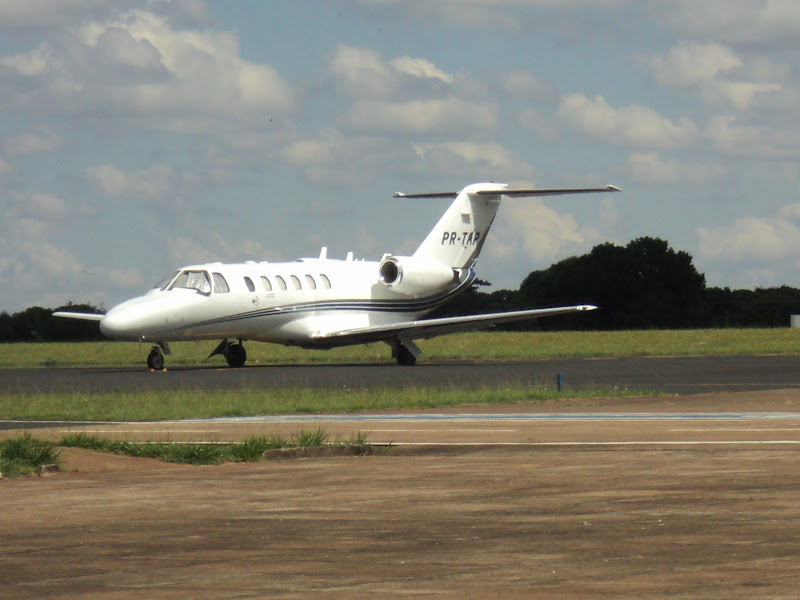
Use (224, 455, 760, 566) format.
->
(167, 273, 476, 334)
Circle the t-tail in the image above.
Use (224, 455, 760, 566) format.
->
(395, 182, 620, 269)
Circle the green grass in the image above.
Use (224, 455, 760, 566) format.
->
(2, 329, 799, 369)
(0, 434, 60, 477)
(0, 429, 372, 477)
(0, 385, 652, 422)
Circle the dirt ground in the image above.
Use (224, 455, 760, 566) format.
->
(2, 391, 800, 599)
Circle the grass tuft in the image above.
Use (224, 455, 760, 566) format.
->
(293, 428, 328, 448)
(0, 433, 61, 478)
(53, 428, 366, 466)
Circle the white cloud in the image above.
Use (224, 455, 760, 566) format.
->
(167, 234, 281, 266)
(0, 0, 109, 28)
(558, 94, 696, 149)
(0, 216, 145, 310)
(487, 199, 602, 265)
(341, 98, 497, 136)
(648, 41, 741, 87)
(3, 126, 62, 156)
(86, 163, 179, 200)
(0, 43, 51, 75)
(327, 44, 455, 99)
(702, 80, 781, 111)
(284, 128, 528, 185)
(647, 41, 781, 110)
(412, 141, 529, 176)
(327, 45, 395, 98)
(4, 191, 95, 222)
(705, 115, 800, 159)
(651, 0, 800, 47)
(283, 128, 406, 185)
(390, 56, 454, 84)
(696, 203, 800, 265)
(85, 162, 208, 206)
(352, 0, 629, 31)
(628, 152, 726, 185)
(500, 69, 558, 102)
(18, 192, 68, 220)
(0, 9, 294, 134)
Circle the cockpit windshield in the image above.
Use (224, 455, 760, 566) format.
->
(154, 271, 180, 290)
(169, 270, 212, 294)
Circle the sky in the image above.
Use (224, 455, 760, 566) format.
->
(2, 0, 800, 312)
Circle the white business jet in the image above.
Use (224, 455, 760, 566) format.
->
(55, 182, 619, 369)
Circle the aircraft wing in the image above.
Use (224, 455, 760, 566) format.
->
(52, 311, 105, 322)
(312, 304, 597, 347)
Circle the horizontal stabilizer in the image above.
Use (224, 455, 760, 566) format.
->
(481, 185, 620, 197)
(312, 305, 597, 347)
(52, 311, 104, 322)
(394, 185, 620, 199)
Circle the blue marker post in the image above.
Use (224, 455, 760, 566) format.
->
(557, 372, 564, 392)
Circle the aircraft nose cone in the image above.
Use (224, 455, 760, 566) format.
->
(99, 307, 129, 338)
(99, 302, 147, 340)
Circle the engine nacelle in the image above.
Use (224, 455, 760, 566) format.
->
(378, 255, 456, 295)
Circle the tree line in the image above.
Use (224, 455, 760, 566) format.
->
(0, 302, 105, 342)
(3, 237, 800, 341)
(432, 237, 800, 330)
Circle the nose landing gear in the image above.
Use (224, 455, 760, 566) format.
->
(146, 343, 170, 370)
(146, 348, 164, 370)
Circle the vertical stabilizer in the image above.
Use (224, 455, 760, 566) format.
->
(410, 182, 507, 269)
(393, 182, 620, 269)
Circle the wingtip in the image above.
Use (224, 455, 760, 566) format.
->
(393, 192, 406, 198)
(579, 305, 599, 311)
(606, 185, 621, 192)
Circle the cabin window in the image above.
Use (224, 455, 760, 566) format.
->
(244, 277, 256, 292)
(290, 275, 302, 290)
(170, 270, 211, 294)
(305, 274, 316, 290)
(320, 274, 331, 289)
(212, 273, 230, 293)
(276, 275, 287, 291)
(261, 276, 272, 292)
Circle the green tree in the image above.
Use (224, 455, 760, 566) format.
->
(516, 237, 708, 330)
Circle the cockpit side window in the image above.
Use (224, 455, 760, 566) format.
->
(170, 270, 212, 294)
(212, 273, 230, 293)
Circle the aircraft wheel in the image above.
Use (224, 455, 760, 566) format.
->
(225, 343, 247, 368)
(396, 344, 417, 366)
(147, 348, 165, 370)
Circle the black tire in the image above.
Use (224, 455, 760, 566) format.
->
(147, 349, 164, 370)
(396, 344, 417, 366)
(225, 343, 247, 368)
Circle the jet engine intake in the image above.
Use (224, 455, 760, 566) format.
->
(378, 256, 456, 295)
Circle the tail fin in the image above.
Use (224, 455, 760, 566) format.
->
(396, 183, 620, 269)
(403, 182, 507, 269)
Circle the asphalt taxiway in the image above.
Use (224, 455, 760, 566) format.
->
(3, 354, 800, 395)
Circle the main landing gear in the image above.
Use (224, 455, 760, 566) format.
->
(389, 337, 421, 366)
(207, 339, 247, 368)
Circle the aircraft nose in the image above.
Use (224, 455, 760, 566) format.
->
(100, 303, 145, 340)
